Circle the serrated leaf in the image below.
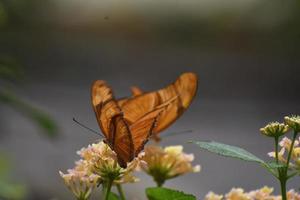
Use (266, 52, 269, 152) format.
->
(146, 187, 196, 200)
(192, 141, 264, 163)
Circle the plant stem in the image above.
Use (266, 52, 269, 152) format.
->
(279, 131, 298, 200)
(116, 184, 126, 200)
(286, 131, 298, 170)
(104, 179, 113, 200)
(280, 178, 287, 200)
(275, 137, 279, 164)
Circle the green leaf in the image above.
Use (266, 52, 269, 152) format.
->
(191, 141, 264, 163)
(0, 90, 58, 137)
(0, 180, 26, 200)
(146, 187, 196, 200)
(0, 155, 27, 200)
(108, 192, 119, 200)
(265, 162, 285, 169)
(0, 154, 10, 179)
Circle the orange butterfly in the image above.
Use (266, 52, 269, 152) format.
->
(91, 72, 198, 167)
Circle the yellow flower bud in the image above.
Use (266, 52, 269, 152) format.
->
(284, 115, 300, 133)
(260, 122, 289, 138)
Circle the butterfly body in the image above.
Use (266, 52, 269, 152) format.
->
(91, 72, 198, 167)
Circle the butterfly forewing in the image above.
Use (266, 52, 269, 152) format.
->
(121, 92, 159, 124)
(91, 80, 134, 167)
(120, 72, 198, 135)
(110, 115, 134, 167)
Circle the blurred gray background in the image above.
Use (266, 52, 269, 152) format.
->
(0, 0, 300, 199)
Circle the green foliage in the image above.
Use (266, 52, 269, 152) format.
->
(0, 180, 26, 200)
(191, 140, 289, 178)
(191, 141, 264, 163)
(0, 155, 26, 200)
(108, 192, 119, 200)
(146, 187, 196, 200)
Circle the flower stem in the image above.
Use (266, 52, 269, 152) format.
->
(278, 131, 298, 200)
(280, 178, 287, 200)
(286, 131, 298, 170)
(104, 179, 113, 200)
(116, 184, 126, 200)
(274, 137, 279, 164)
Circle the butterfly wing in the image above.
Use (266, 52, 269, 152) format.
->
(110, 114, 134, 167)
(129, 108, 164, 156)
(120, 72, 198, 135)
(153, 72, 198, 133)
(91, 80, 134, 167)
(117, 86, 143, 107)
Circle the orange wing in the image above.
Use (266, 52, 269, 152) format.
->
(91, 80, 134, 167)
(120, 72, 198, 136)
(129, 105, 165, 156)
(117, 86, 143, 107)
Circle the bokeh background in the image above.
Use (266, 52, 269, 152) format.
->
(0, 0, 300, 199)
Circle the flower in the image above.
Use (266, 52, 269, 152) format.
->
(77, 141, 139, 184)
(268, 137, 300, 172)
(205, 187, 300, 200)
(139, 145, 200, 186)
(247, 186, 274, 200)
(285, 115, 300, 133)
(59, 160, 100, 200)
(287, 189, 300, 200)
(225, 188, 250, 200)
(268, 148, 286, 163)
(60, 141, 140, 199)
(260, 122, 289, 138)
(205, 192, 223, 200)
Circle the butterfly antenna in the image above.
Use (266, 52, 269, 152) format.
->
(72, 118, 103, 137)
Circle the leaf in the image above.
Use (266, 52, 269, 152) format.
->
(265, 162, 285, 169)
(0, 154, 10, 179)
(108, 192, 119, 200)
(0, 180, 26, 200)
(0, 90, 58, 137)
(146, 187, 196, 200)
(191, 141, 264, 164)
(0, 155, 27, 200)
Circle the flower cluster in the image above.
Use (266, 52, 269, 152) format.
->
(59, 141, 138, 199)
(77, 141, 139, 184)
(59, 160, 99, 200)
(139, 145, 200, 186)
(260, 122, 289, 138)
(268, 136, 300, 171)
(285, 116, 300, 133)
(60, 141, 200, 199)
(205, 187, 300, 200)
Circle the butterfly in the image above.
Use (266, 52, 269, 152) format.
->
(91, 72, 198, 167)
